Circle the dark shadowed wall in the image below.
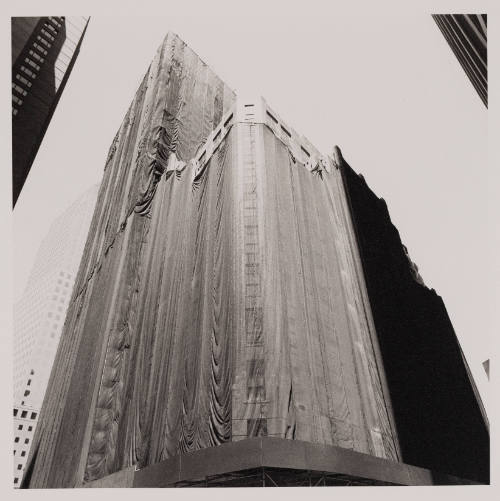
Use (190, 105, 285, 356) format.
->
(340, 161, 489, 483)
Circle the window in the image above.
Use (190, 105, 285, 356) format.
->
(280, 125, 292, 138)
(40, 29, 55, 42)
(44, 22, 58, 34)
(33, 42, 48, 56)
(24, 438, 29, 444)
(12, 84, 27, 96)
(13, 409, 18, 417)
(12, 95, 23, 106)
(31, 412, 37, 420)
(23, 390, 30, 397)
(24, 58, 40, 71)
(49, 17, 62, 28)
(18, 425, 23, 430)
(29, 50, 44, 63)
(14, 478, 19, 484)
(21, 411, 27, 418)
(21, 451, 26, 457)
(28, 426, 32, 432)
(224, 113, 233, 128)
(14, 437, 19, 443)
(27, 379, 31, 386)
(266, 110, 278, 124)
(17, 464, 22, 470)
(20, 66, 36, 79)
(36, 35, 51, 48)
(15, 74, 32, 87)
(247, 418, 267, 437)
(247, 358, 265, 401)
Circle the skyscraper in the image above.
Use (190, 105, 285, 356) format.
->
(11, 16, 89, 207)
(13, 184, 99, 487)
(22, 33, 488, 488)
(432, 14, 487, 107)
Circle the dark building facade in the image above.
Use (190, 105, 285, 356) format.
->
(22, 33, 488, 488)
(11, 16, 89, 207)
(432, 14, 487, 107)
(339, 157, 489, 484)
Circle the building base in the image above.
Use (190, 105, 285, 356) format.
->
(81, 438, 481, 488)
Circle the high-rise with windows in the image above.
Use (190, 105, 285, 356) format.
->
(13, 184, 98, 487)
(23, 33, 488, 489)
(11, 16, 89, 207)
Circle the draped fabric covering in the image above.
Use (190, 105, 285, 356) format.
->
(25, 33, 400, 489)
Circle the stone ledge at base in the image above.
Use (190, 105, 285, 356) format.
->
(80, 438, 482, 487)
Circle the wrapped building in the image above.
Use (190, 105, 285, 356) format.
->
(22, 33, 488, 488)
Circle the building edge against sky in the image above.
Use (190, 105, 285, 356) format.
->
(432, 14, 487, 107)
(13, 184, 99, 488)
(11, 16, 89, 207)
(21, 33, 488, 488)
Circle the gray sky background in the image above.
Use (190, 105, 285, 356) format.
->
(8, 1, 494, 419)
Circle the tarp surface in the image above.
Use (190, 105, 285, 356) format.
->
(25, 35, 400, 488)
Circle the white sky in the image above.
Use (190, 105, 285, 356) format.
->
(6, 1, 495, 423)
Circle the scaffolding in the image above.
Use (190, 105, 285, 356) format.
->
(172, 467, 396, 487)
